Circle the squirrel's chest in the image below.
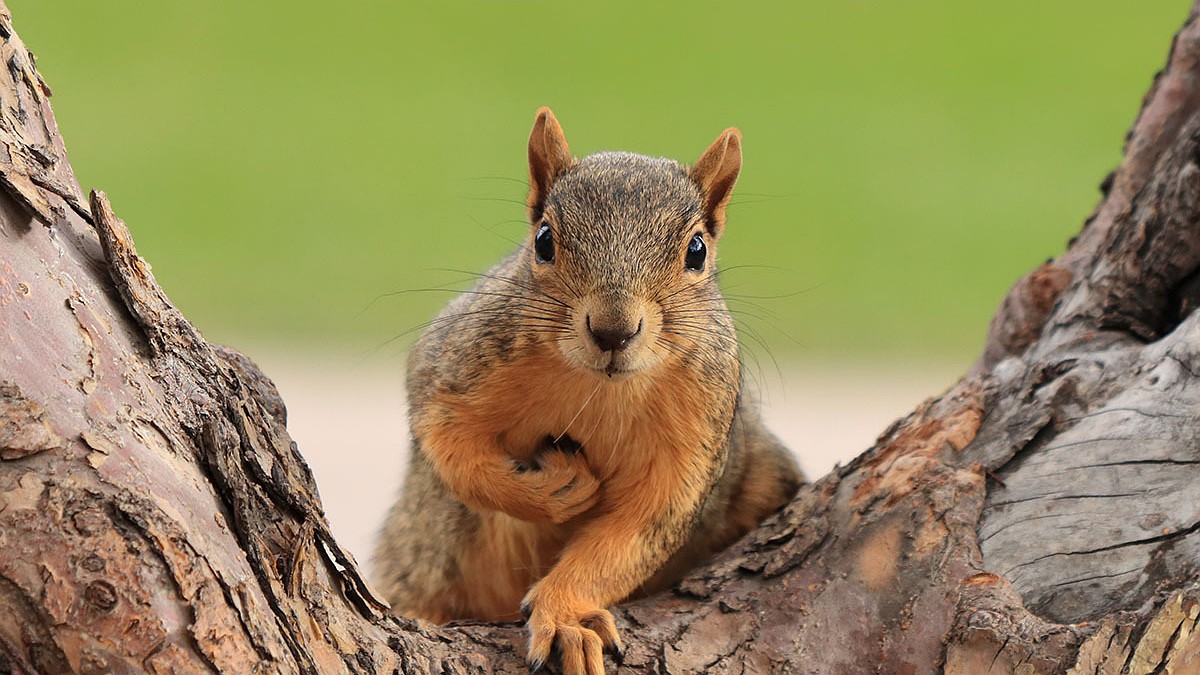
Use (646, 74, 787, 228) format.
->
(460, 362, 712, 477)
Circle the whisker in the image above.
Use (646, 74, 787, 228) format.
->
(654, 335, 692, 358)
(429, 267, 575, 308)
(726, 288, 821, 301)
(373, 305, 573, 352)
(733, 320, 783, 386)
(661, 324, 739, 345)
(467, 214, 523, 248)
(654, 272, 717, 305)
(605, 400, 626, 472)
(463, 195, 529, 207)
(555, 379, 603, 444)
(429, 287, 571, 312)
(356, 282, 469, 318)
(711, 263, 793, 275)
(463, 175, 530, 187)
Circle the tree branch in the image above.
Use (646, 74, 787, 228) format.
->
(2, 1, 1199, 673)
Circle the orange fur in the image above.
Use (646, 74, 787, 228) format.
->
(411, 344, 715, 621)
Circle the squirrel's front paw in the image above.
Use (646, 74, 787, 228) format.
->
(510, 445, 600, 524)
(521, 585, 622, 675)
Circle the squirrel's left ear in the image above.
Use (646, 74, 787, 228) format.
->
(690, 128, 742, 236)
(527, 107, 573, 222)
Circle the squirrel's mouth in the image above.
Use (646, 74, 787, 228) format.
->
(603, 362, 632, 379)
(599, 353, 643, 380)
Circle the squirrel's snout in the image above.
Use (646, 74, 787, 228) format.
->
(586, 315, 643, 353)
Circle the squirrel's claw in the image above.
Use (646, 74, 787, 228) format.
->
(544, 433, 584, 455)
(525, 596, 613, 675)
(581, 608, 623, 663)
(525, 615, 555, 674)
(520, 450, 600, 524)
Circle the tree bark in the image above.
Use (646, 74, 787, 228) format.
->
(2, 2, 1200, 673)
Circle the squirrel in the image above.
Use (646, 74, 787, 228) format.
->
(372, 107, 803, 675)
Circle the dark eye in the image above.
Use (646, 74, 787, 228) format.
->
(685, 233, 706, 271)
(534, 223, 555, 263)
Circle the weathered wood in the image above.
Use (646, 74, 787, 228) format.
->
(2, 1, 1200, 673)
(967, 9, 1200, 628)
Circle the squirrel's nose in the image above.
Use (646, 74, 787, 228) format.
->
(587, 316, 642, 353)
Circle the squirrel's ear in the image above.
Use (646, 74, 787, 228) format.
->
(527, 107, 573, 221)
(690, 128, 742, 235)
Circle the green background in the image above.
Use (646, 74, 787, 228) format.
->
(10, 2, 1189, 361)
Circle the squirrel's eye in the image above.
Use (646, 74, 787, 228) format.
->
(534, 224, 555, 263)
(685, 233, 706, 271)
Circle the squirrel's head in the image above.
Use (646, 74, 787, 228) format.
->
(521, 107, 742, 380)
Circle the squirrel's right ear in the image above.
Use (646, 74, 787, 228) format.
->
(527, 107, 573, 221)
(690, 128, 743, 236)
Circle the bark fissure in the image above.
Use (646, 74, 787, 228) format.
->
(1068, 458, 1200, 468)
(1001, 516, 1200, 575)
(1049, 567, 1144, 589)
(1065, 406, 1193, 422)
(1047, 492, 1146, 500)
(107, 496, 244, 672)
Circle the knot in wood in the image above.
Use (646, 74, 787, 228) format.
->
(84, 580, 118, 613)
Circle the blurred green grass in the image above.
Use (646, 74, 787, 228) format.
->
(10, 1, 1188, 360)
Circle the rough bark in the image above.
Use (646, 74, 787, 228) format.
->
(2, 1, 1200, 673)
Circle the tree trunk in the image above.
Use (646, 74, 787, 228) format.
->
(2, 1, 1199, 673)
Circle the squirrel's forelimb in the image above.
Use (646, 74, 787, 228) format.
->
(521, 431, 725, 669)
(420, 420, 600, 524)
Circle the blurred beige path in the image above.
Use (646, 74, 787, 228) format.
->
(248, 350, 968, 572)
